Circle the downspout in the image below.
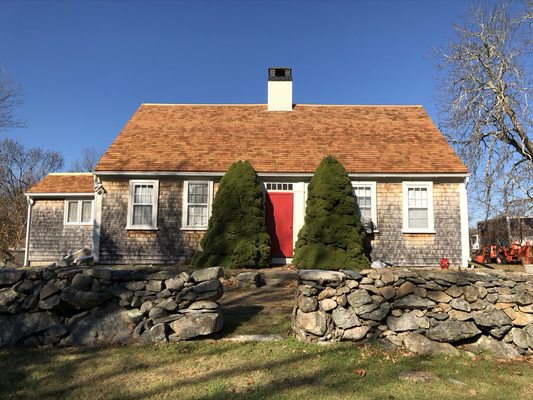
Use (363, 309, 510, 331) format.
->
(24, 196, 34, 267)
(92, 175, 105, 264)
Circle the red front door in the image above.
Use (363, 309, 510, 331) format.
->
(265, 192, 294, 258)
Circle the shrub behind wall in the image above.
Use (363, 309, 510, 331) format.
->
(192, 161, 271, 268)
(292, 155, 369, 270)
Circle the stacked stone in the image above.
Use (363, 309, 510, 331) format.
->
(0, 266, 224, 347)
(236, 272, 264, 288)
(45, 247, 94, 268)
(293, 268, 533, 358)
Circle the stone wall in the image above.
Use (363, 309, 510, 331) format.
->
(370, 182, 462, 267)
(293, 268, 533, 358)
(29, 200, 93, 264)
(0, 266, 224, 347)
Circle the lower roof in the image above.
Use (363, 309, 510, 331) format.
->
(26, 173, 94, 195)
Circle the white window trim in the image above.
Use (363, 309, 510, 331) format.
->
(402, 181, 435, 234)
(127, 180, 159, 230)
(181, 180, 213, 230)
(264, 182, 295, 192)
(64, 199, 94, 226)
(351, 181, 378, 232)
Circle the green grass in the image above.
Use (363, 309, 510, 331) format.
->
(1, 339, 532, 400)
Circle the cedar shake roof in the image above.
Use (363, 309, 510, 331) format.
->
(26, 173, 94, 194)
(96, 104, 468, 174)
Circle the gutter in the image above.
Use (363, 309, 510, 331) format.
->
(23, 192, 95, 198)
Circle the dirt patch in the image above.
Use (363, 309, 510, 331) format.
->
(218, 267, 297, 337)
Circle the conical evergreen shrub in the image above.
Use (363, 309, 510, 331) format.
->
(192, 160, 271, 268)
(292, 155, 370, 270)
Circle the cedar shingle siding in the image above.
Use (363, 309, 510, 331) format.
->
(98, 179, 203, 264)
(97, 178, 463, 267)
(29, 200, 93, 263)
(371, 182, 462, 267)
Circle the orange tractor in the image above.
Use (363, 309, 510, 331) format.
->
(474, 240, 531, 265)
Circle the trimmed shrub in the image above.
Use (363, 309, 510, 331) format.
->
(192, 161, 271, 268)
(292, 155, 370, 270)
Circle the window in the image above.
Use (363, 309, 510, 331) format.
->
(352, 182, 377, 233)
(402, 182, 434, 233)
(65, 199, 93, 224)
(182, 181, 212, 229)
(127, 180, 159, 229)
(266, 182, 293, 191)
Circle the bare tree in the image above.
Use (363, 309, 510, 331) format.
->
(0, 68, 23, 132)
(0, 138, 63, 252)
(436, 2, 532, 220)
(70, 147, 104, 172)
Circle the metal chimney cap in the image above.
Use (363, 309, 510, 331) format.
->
(268, 67, 292, 81)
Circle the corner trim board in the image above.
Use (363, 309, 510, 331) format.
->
(460, 178, 470, 268)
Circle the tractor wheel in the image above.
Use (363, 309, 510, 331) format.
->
(497, 254, 507, 265)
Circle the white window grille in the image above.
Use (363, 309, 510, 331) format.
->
(402, 181, 434, 233)
(127, 180, 159, 229)
(265, 182, 293, 191)
(65, 199, 93, 225)
(182, 181, 212, 229)
(352, 182, 377, 233)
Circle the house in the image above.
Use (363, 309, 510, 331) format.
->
(25, 67, 470, 268)
(24, 173, 94, 266)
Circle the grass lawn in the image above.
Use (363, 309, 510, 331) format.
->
(1, 340, 532, 400)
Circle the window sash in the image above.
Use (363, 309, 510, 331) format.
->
(183, 181, 211, 228)
(265, 182, 294, 191)
(408, 187, 428, 208)
(408, 207, 429, 229)
(80, 201, 92, 223)
(132, 184, 154, 227)
(188, 183, 208, 205)
(352, 183, 376, 230)
(407, 187, 429, 229)
(133, 204, 153, 226)
(134, 184, 154, 204)
(128, 180, 158, 229)
(65, 200, 93, 224)
(187, 205, 208, 226)
(359, 206, 372, 221)
(403, 182, 434, 233)
(67, 201, 79, 223)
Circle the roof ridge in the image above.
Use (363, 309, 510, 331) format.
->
(140, 103, 424, 107)
(297, 104, 423, 107)
(141, 103, 264, 106)
(49, 172, 94, 176)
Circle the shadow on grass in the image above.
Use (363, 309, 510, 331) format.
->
(2, 341, 530, 400)
(216, 304, 264, 337)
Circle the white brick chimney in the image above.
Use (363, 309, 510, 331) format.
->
(267, 67, 293, 111)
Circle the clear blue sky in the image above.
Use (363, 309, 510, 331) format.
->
(1, 0, 484, 168)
